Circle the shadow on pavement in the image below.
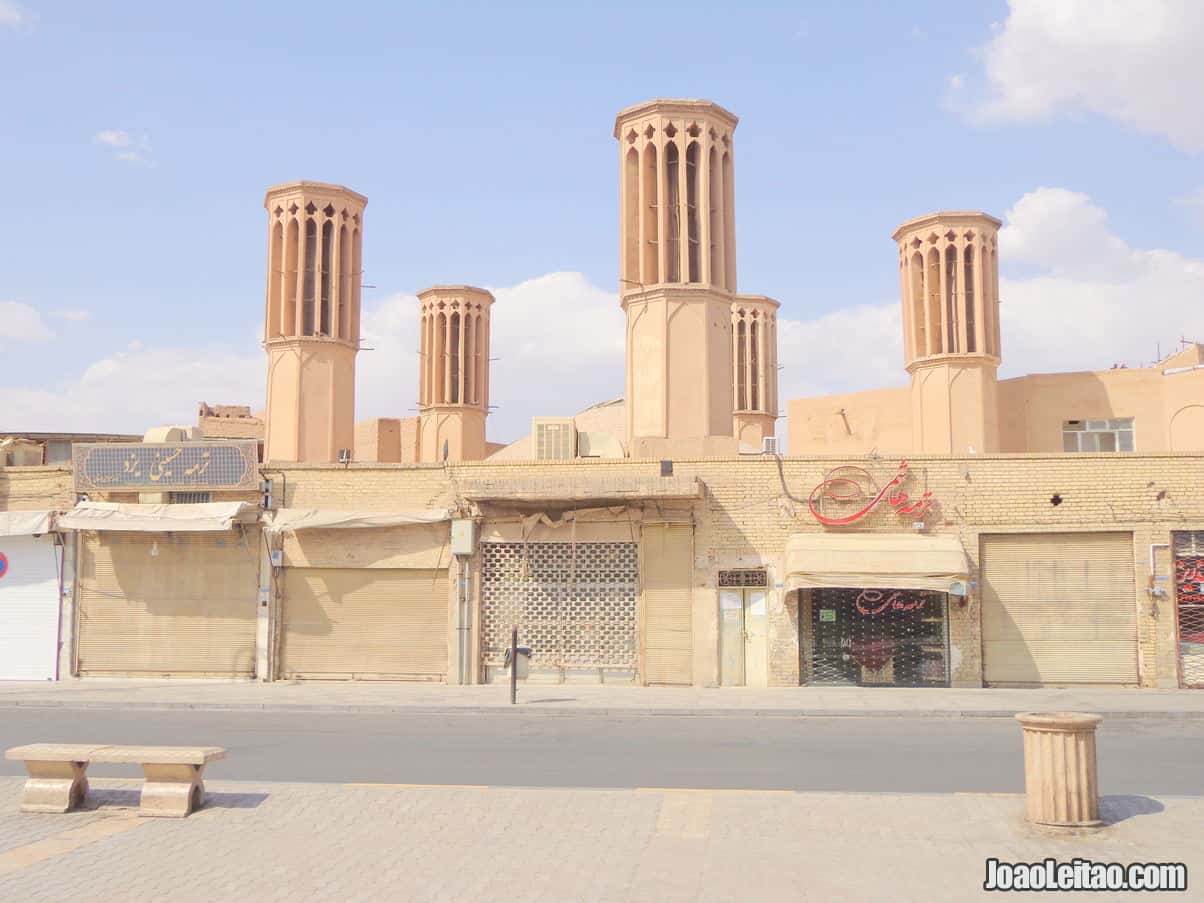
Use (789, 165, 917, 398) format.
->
(1099, 794, 1165, 825)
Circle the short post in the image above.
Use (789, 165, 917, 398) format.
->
(510, 626, 518, 705)
(1015, 712, 1103, 827)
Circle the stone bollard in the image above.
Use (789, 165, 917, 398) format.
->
(1015, 712, 1103, 827)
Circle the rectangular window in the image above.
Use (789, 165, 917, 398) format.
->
(170, 491, 213, 504)
(1062, 418, 1134, 453)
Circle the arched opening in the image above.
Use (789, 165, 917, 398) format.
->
(708, 146, 722, 288)
(302, 218, 317, 335)
(736, 317, 747, 409)
(351, 228, 362, 344)
(910, 252, 925, 355)
(686, 141, 700, 282)
(926, 248, 941, 353)
(284, 218, 299, 336)
(988, 247, 999, 356)
(319, 219, 333, 336)
(641, 144, 658, 283)
(474, 313, 485, 406)
(722, 152, 735, 289)
(464, 312, 475, 405)
(749, 316, 760, 410)
(435, 312, 447, 403)
(449, 312, 461, 404)
(338, 225, 351, 340)
(964, 244, 976, 353)
(665, 142, 681, 282)
(267, 221, 282, 338)
(624, 149, 639, 286)
(944, 244, 959, 353)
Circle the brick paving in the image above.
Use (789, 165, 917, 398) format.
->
(1, 679, 1202, 719)
(0, 776, 1200, 901)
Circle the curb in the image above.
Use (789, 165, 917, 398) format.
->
(1, 700, 1200, 719)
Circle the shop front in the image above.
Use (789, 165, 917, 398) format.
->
(0, 511, 61, 681)
(785, 533, 968, 688)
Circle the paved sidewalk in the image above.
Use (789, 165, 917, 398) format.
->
(0, 777, 1199, 901)
(0, 679, 1201, 718)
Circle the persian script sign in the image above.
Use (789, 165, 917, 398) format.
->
(73, 441, 259, 491)
(807, 460, 935, 526)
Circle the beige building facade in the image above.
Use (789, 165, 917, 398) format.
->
(3, 97, 1204, 692)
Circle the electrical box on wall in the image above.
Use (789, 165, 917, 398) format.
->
(450, 519, 476, 556)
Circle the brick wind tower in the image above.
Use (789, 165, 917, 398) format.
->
(893, 212, 1002, 453)
(416, 285, 494, 462)
(615, 99, 742, 458)
(263, 182, 367, 463)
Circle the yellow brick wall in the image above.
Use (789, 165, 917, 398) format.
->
(0, 466, 74, 510)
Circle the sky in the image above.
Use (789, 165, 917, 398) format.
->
(2, 0, 1203, 449)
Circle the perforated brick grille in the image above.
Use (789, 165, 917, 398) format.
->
(1174, 531, 1204, 688)
(480, 541, 639, 673)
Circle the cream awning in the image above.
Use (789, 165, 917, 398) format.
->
(0, 509, 54, 536)
(784, 532, 970, 594)
(264, 507, 451, 534)
(56, 501, 258, 532)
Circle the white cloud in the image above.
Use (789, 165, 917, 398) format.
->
(997, 187, 1204, 373)
(958, 0, 1204, 152)
(0, 300, 54, 344)
(0, 1, 30, 28)
(93, 129, 156, 166)
(55, 309, 91, 322)
(0, 345, 262, 434)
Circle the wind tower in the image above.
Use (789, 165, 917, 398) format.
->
(416, 285, 494, 462)
(615, 99, 741, 458)
(263, 181, 366, 463)
(893, 211, 1002, 453)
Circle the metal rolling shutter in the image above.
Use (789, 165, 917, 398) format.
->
(0, 535, 60, 680)
(642, 524, 693, 685)
(280, 568, 449, 680)
(77, 531, 258, 677)
(981, 532, 1137, 686)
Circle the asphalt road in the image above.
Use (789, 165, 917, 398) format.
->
(0, 708, 1199, 795)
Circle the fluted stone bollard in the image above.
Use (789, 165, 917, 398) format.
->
(1015, 712, 1103, 827)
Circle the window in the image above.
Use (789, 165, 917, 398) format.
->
(1062, 418, 1134, 452)
(170, 491, 213, 504)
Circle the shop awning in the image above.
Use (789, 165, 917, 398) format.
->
(56, 501, 258, 532)
(264, 507, 451, 534)
(784, 532, 970, 594)
(0, 509, 54, 536)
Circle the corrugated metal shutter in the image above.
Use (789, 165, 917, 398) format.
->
(280, 568, 449, 680)
(981, 532, 1137, 686)
(0, 535, 60, 680)
(642, 524, 693, 685)
(77, 531, 258, 677)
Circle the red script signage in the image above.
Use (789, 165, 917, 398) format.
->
(807, 460, 935, 526)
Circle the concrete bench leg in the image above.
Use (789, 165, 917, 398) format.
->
(139, 763, 206, 818)
(20, 760, 90, 814)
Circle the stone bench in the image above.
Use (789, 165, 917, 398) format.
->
(4, 744, 226, 818)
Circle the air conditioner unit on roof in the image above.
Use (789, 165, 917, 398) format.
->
(533, 417, 577, 460)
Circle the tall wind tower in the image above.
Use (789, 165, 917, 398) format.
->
(615, 99, 741, 458)
(262, 181, 366, 463)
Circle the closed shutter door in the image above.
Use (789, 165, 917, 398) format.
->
(981, 532, 1137, 686)
(0, 535, 60, 680)
(281, 568, 449, 680)
(78, 531, 258, 676)
(643, 524, 693, 685)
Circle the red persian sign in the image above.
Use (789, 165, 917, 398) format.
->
(808, 460, 935, 526)
(854, 589, 927, 616)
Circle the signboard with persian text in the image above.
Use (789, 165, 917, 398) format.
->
(72, 441, 259, 491)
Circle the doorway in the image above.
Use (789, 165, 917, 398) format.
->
(719, 570, 769, 687)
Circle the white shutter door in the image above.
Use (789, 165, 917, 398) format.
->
(0, 535, 60, 680)
(981, 532, 1137, 686)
